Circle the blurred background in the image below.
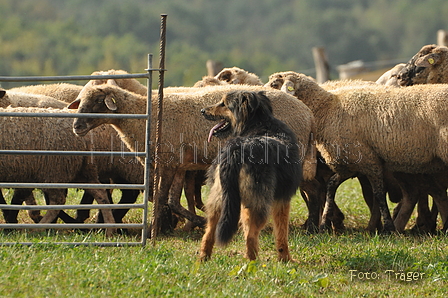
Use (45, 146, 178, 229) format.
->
(1, 0, 448, 88)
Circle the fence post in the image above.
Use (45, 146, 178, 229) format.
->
(437, 30, 448, 46)
(312, 47, 329, 83)
(206, 60, 223, 77)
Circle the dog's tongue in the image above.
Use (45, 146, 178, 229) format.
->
(208, 120, 226, 142)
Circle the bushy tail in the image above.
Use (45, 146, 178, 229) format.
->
(216, 149, 243, 246)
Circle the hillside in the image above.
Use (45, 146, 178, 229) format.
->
(1, 0, 447, 87)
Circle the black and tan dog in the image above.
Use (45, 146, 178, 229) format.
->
(199, 90, 302, 262)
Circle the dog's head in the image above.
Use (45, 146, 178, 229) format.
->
(201, 90, 273, 142)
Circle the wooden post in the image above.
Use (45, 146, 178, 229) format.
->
(312, 47, 329, 83)
(437, 30, 448, 46)
(206, 60, 223, 76)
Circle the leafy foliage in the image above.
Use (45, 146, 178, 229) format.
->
(1, 0, 448, 88)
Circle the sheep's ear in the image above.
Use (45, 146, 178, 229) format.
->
(105, 94, 118, 111)
(0, 89, 6, 99)
(216, 70, 231, 82)
(67, 99, 80, 109)
(281, 81, 296, 95)
(106, 79, 119, 86)
(415, 53, 442, 67)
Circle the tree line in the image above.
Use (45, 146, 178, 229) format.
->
(1, 0, 447, 88)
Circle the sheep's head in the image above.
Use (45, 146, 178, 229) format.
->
(69, 85, 119, 136)
(265, 71, 302, 96)
(215, 67, 263, 85)
(397, 44, 448, 86)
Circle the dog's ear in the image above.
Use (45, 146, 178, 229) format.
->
(240, 91, 260, 114)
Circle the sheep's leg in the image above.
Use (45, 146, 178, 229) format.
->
(358, 176, 382, 232)
(300, 179, 323, 233)
(168, 169, 206, 231)
(320, 173, 343, 233)
(86, 188, 116, 236)
(38, 189, 66, 224)
(4, 189, 36, 223)
(369, 175, 395, 232)
(0, 190, 9, 222)
(428, 185, 448, 232)
(75, 191, 95, 223)
(151, 167, 177, 237)
(414, 196, 436, 233)
(184, 171, 198, 215)
(112, 189, 140, 223)
(393, 191, 418, 233)
(194, 171, 206, 211)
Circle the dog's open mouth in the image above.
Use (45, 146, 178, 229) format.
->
(208, 119, 230, 142)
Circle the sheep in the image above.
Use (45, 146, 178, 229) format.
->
(215, 67, 264, 85)
(0, 106, 116, 235)
(9, 83, 83, 103)
(0, 88, 67, 109)
(398, 44, 448, 86)
(78, 72, 207, 230)
(270, 73, 442, 233)
(79, 69, 148, 97)
(266, 75, 377, 232)
(265, 71, 448, 233)
(0, 88, 145, 228)
(68, 84, 317, 234)
(375, 63, 406, 86)
(193, 76, 228, 87)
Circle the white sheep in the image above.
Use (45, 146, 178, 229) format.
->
(68, 84, 317, 234)
(215, 67, 263, 85)
(398, 44, 448, 86)
(9, 83, 83, 103)
(0, 88, 67, 108)
(0, 106, 116, 235)
(265, 71, 448, 233)
(0, 88, 145, 228)
(375, 63, 406, 87)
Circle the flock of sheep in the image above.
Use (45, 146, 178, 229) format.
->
(1, 43, 448, 237)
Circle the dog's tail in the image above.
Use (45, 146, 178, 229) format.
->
(216, 147, 243, 246)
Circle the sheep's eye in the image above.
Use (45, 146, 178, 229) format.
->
(96, 94, 106, 103)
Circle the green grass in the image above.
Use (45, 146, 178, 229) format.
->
(1, 180, 447, 297)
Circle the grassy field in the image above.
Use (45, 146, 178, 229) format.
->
(0, 179, 447, 297)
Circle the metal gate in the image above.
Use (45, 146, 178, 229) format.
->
(0, 14, 167, 246)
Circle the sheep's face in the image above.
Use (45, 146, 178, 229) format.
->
(69, 86, 118, 136)
(265, 72, 299, 95)
(265, 74, 284, 90)
(396, 44, 448, 86)
(215, 68, 241, 84)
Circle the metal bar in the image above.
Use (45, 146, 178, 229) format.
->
(142, 53, 154, 246)
(0, 242, 144, 247)
(0, 112, 146, 119)
(0, 183, 144, 189)
(0, 203, 144, 210)
(151, 14, 167, 242)
(0, 150, 145, 157)
(0, 14, 168, 247)
(0, 73, 163, 82)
